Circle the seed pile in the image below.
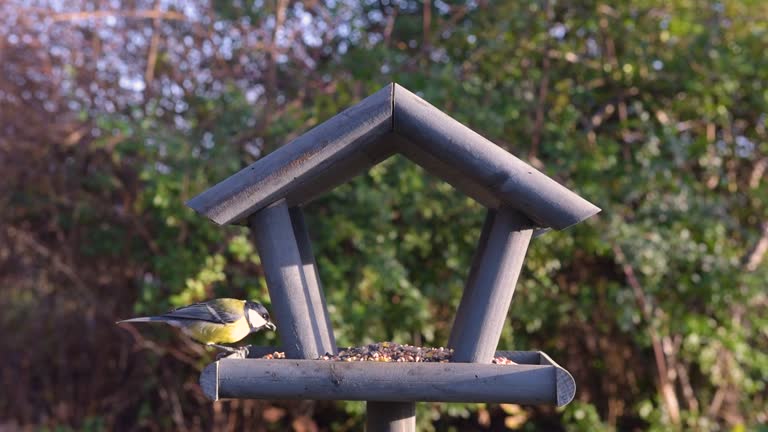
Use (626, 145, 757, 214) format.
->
(491, 355, 518, 365)
(261, 351, 286, 359)
(320, 342, 452, 363)
(261, 342, 517, 364)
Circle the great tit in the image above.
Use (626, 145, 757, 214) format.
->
(117, 298, 276, 352)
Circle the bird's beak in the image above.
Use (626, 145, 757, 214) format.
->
(266, 322, 276, 331)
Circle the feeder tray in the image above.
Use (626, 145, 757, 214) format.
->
(202, 349, 575, 407)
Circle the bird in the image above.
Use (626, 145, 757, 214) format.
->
(117, 298, 276, 353)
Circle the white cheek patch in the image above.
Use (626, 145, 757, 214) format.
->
(247, 309, 267, 328)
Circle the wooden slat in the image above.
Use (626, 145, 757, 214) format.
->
(208, 348, 577, 407)
(448, 208, 534, 363)
(393, 134, 500, 208)
(188, 84, 394, 225)
(498, 350, 576, 407)
(393, 84, 600, 230)
(188, 83, 600, 230)
(202, 360, 559, 405)
(282, 136, 397, 208)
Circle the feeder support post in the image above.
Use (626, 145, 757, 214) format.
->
(289, 206, 337, 355)
(249, 199, 336, 359)
(449, 207, 534, 363)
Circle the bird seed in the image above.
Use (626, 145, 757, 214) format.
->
(261, 342, 517, 364)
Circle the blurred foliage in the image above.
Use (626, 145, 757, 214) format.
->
(1, 0, 767, 431)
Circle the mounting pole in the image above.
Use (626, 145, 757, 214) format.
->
(449, 207, 534, 363)
(366, 402, 416, 432)
(249, 199, 336, 359)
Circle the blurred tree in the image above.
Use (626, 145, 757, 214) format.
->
(1, 0, 766, 431)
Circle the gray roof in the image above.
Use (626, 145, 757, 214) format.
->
(187, 83, 600, 230)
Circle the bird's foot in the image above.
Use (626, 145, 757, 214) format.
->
(209, 343, 237, 352)
(211, 344, 249, 359)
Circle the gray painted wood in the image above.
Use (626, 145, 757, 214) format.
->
(187, 83, 600, 230)
(496, 350, 576, 406)
(289, 206, 337, 355)
(207, 349, 577, 407)
(189, 82, 596, 416)
(447, 209, 496, 349)
(448, 208, 534, 363)
(537, 351, 577, 407)
(393, 134, 500, 209)
(200, 359, 218, 400)
(366, 402, 415, 432)
(202, 359, 560, 405)
(393, 84, 600, 230)
(249, 200, 331, 359)
(188, 84, 394, 225)
(282, 137, 397, 209)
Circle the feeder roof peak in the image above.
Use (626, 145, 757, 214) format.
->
(187, 83, 600, 229)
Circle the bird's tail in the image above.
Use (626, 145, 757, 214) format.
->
(116, 316, 172, 324)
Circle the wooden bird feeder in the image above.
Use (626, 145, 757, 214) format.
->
(187, 83, 600, 431)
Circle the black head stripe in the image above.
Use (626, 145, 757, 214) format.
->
(244, 302, 256, 330)
(247, 301, 268, 316)
(255, 303, 269, 316)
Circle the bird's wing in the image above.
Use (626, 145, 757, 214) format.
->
(161, 300, 243, 324)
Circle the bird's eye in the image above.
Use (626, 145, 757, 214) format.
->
(262, 313, 269, 320)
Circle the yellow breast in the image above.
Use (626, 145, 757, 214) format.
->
(182, 318, 251, 344)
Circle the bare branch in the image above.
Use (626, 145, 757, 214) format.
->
(39, 9, 188, 23)
(748, 157, 768, 190)
(144, 0, 163, 87)
(422, 0, 432, 54)
(744, 222, 768, 272)
(530, 0, 552, 160)
(383, 7, 398, 46)
(613, 245, 681, 425)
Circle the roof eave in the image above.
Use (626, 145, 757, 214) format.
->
(186, 84, 394, 225)
(187, 83, 601, 230)
(393, 84, 601, 230)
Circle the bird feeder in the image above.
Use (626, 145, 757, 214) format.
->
(187, 83, 600, 431)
